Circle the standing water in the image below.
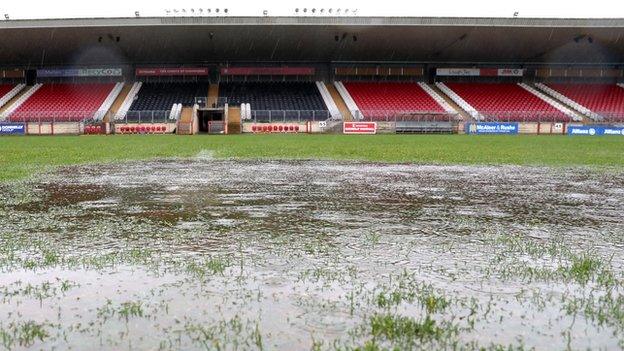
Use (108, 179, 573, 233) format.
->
(0, 160, 623, 350)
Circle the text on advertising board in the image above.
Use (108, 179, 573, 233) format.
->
(343, 122, 377, 134)
(568, 125, 624, 136)
(0, 123, 25, 135)
(470, 122, 519, 134)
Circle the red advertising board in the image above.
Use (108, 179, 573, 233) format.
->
(135, 68, 209, 76)
(343, 122, 377, 134)
(220, 67, 315, 76)
(436, 68, 524, 77)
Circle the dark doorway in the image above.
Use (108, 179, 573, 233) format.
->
(26, 70, 37, 85)
(198, 109, 225, 133)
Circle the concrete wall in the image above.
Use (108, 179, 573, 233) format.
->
(26, 122, 81, 135)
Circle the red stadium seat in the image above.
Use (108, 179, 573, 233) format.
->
(444, 83, 570, 122)
(8, 83, 115, 122)
(548, 84, 624, 122)
(343, 82, 446, 120)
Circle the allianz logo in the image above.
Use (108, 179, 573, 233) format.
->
(604, 128, 624, 135)
(570, 127, 624, 135)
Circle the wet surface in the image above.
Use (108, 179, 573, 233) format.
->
(0, 160, 623, 350)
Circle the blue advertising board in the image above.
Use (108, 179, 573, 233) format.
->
(37, 68, 122, 77)
(0, 123, 25, 135)
(469, 122, 519, 135)
(568, 125, 624, 136)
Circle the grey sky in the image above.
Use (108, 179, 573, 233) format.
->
(1, 0, 622, 19)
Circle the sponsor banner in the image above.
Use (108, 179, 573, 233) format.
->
(436, 68, 524, 77)
(220, 67, 315, 76)
(135, 67, 209, 76)
(343, 122, 377, 134)
(0, 123, 25, 135)
(1, 69, 24, 78)
(471, 122, 519, 134)
(497, 68, 524, 77)
(436, 68, 481, 77)
(37, 68, 122, 77)
(568, 125, 624, 136)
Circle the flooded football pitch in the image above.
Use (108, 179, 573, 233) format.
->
(0, 159, 623, 350)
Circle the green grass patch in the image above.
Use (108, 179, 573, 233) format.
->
(369, 314, 451, 345)
(0, 134, 623, 181)
(0, 321, 49, 349)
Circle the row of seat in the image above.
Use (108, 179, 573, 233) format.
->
(219, 82, 327, 112)
(7, 83, 114, 122)
(129, 82, 208, 111)
(343, 82, 446, 121)
(2, 81, 623, 123)
(547, 84, 624, 121)
(443, 83, 570, 122)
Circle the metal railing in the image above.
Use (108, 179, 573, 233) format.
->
(579, 112, 624, 124)
(471, 111, 585, 123)
(120, 110, 174, 124)
(353, 110, 461, 123)
(2, 110, 106, 123)
(247, 110, 331, 122)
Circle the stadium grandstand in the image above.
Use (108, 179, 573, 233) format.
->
(2, 5, 624, 350)
(0, 16, 623, 134)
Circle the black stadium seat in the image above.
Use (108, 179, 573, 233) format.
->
(129, 82, 209, 112)
(219, 82, 328, 120)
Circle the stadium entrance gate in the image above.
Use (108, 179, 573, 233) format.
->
(197, 108, 225, 134)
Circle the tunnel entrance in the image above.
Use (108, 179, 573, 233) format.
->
(198, 109, 225, 134)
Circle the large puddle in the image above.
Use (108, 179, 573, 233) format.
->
(0, 160, 623, 350)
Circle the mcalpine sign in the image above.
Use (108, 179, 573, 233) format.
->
(470, 122, 519, 134)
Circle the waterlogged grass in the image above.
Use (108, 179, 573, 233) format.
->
(369, 314, 448, 343)
(1, 134, 624, 180)
(0, 279, 78, 303)
(0, 321, 49, 349)
(0, 161, 623, 349)
(488, 232, 619, 287)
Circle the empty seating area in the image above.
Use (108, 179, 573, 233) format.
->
(125, 82, 208, 122)
(444, 83, 570, 122)
(343, 82, 447, 120)
(129, 82, 208, 111)
(219, 82, 328, 121)
(8, 83, 114, 122)
(546, 84, 624, 121)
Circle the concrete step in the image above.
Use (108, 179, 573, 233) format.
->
(326, 83, 353, 121)
(429, 84, 471, 121)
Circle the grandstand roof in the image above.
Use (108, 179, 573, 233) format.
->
(1, 16, 623, 66)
